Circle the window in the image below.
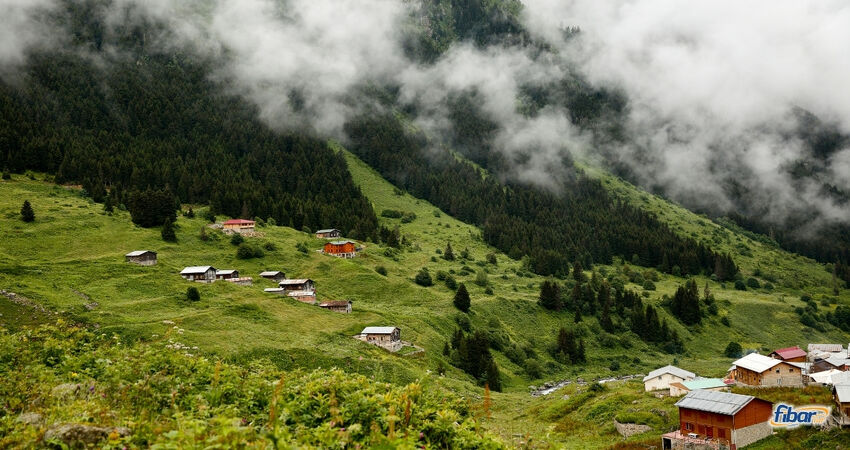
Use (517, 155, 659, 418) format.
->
(776, 369, 780, 373)
(685, 422, 694, 431)
(789, 369, 794, 373)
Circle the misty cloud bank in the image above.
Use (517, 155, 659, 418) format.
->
(3, 0, 850, 230)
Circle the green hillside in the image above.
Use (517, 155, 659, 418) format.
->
(2, 150, 849, 446)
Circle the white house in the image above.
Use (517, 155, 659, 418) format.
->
(643, 365, 696, 392)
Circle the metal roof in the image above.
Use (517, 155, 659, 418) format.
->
(733, 353, 782, 373)
(682, 378, 727, 390)
(361, 326, 399, 335)
(643, 365, 696, 382)
(808, 343, 844, 353)
(125, 250, 155, 257)
(319, 300, 351, 307)
(223, 219, 254, 225)
(675, 390, 761, 415)
(264, 288, 284, 292)
(328, 240, 356, 245)
(771, 346, 807, 360)
(835, 385, 850, 403)
(278, 279, 313, 285)
(315, 228, 339, 234)
(259, 271, 284, 276)
(286, 290, 316, 296)
(216, 269, 237, 275)
(825, 355, 850, 367)
(181, 266, 215, 274)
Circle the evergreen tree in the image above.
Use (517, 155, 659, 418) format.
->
(453, 283, 471, 312)
(599, 283, 613, 332)
(538, 279, 562, 310)
(186, 207, 195, 218)
(20, 200, 34, 222)
(161, 218, 177, 242)
(485, 359, 501, 392)
(444, 242, 455, 261)
(576, 339, 586, 363)
(574, 308, 582, 323)
(572, 262, 585, 282)
(103, 196, 114, 213)
(186, 287, 200, 301)
(1, 168, 10, 180)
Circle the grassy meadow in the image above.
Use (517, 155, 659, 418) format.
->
(2, 150, 850, 447)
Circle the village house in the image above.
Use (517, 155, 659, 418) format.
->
(834, 384, 850, 422)
(769, 346, 807, 363)
(215, 269, 239, 280)
(728, 353, 804, 387)
(357, 326, 402, 352)
(286, 290, 317, 304)
(669, 378, 730, 397)
(662, 390, 773, 449)
(315, 228, 341, 239)
(643, 365, 696, 392)
(259, 271, 286, 282)
(222, 219, 255, 233)
(318, 300, 352, 313)
(125, 250, 157, 266)
(180, 266, 217, 283)
(323, 240, 357, 258)
(811, 354, 850, 373)
(808, 344, 845, 362)
(811, 369, 850, 385)
(278, 279, 315, 292)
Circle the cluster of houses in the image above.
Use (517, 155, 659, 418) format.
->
(179, 266, 254, 285)
(316, 228, 359, 258)
(647, 343, 850, 448)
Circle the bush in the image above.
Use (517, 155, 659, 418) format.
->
(475, 271, 488, 287)
(185, 207, 195, 218)
(445, 276, 458, 290)
(296, 242, 308, 254)
(203, 210, 216, 223)
(525, 359, 542, 379)
(453, 283, 470, 312)
(401, 212, 416, 223)
(746, 277, 761, 289)
(1, 168, 10, 180)
(724, 341, 742, 358)
(198, 227, 209, 241)
(414, 269, 433, 287)
(161, 218, 176, 242)
(186, 287, 200, 302)
(642, 280, 656, 291)
(236, 243, 264, 259)
(486, 253, 497, 265)
(375, 266, 387, 276)
(230, 233, 245, 246)
(721, 316, 730, 326)
(380, 209, 403, 219)
(609, 360, 621, 371)
(262, 241, 277, 251)
(734, 280, 746, 291)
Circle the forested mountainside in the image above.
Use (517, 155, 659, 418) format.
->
(0, 3, 378, 240)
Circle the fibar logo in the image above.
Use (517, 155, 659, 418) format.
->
(770, 404, 830, 428)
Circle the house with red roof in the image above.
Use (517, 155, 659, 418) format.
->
(769, 346, 807, 363)
(223, 219, 255, 233)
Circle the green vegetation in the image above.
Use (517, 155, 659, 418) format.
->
(20, 200, 35, 223)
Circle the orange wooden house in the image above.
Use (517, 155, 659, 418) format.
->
(662, 390, 773, 449)
(323, 240, 357, 258)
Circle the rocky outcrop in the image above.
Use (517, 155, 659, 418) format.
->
(614, 420, 651, 438)
(43, 424, 130, 446)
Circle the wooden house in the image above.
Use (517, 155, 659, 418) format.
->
(662, 390, 773, 449)
(323, 240, 357, 258)
(259, 271, 286, 282)
(125, 250, 157, 266)
(358, 326, 402, 352)
(728, 353, 804, 387)
(278, 279, 315, 292)
(834, 384, 850, 419)
(315, 228, 341, 239)
(769, 346, 807, 363)
(180, 266, 216, 283)
(215, 269, 239, 280)
(222, 219, 255, 233)
(318, 300, 352, 313)
(808, 344, 844, 362)
(811, 354, 850, 373)
(643, 365, 696, 392)
(287, 290, 317, 304)
(669, 378, 730, 397)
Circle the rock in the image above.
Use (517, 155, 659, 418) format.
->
(43, 424, 130, 445)
(50, 383, 84, 400)
(614, 420, 651, 438)
(16, 412, 43, 425)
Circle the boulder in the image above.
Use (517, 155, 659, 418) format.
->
(16, 412, 43, 426)
(43, 424, 130, 445)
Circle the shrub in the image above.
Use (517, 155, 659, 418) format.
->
(161, 218, 176, 242)
(230, 233, 245, 246)
(185, 207, 195, 218)
(296, 242, 308, 254)
(198, 226, 209, 241)
(724, 341, 742, 358)
(186, 287, 200, 301)
(203, 209, 216, 223)
(734, 280, 746, 291)
(746, 277, 761, 289)
(401, 212, 416, 223)
(721, 316, 731, 326)
(525, 359, 542, 379)
(375, 266, 387, 276)
(642, 280, 656, 291)
(262, 241, 277, 251)
(445, 276, 458, 290)
(1, 168, 10, 180)
(380, 209, 403, 219)
(236, 243, 264, 259)
(453, 283, 470, 312)
(475, 270, 488, 287)
(486, 253, 497, 265)
(609, 360, 621, 371)
(414, 269, 433, 287)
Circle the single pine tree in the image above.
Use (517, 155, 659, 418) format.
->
(453, 283, 471, 312)
(444, 242, 455, 261)
(20, 200, 35, 222)
(161, 218, 177, 242)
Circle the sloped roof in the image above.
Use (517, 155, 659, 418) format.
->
(316, 228, 340, 234)
(181, 266, 214, 274)
(831, 371, 850, 385)
(643, 365, 696, 382)
(824, 355, 850, 368)
(361, 326, 399, 335)
(810, 369, 844, 384)
(328, 240, 356, 245)
(682, 378, 727, 390)
(771, 346, 807, 360)
(733, 353, 782, 373)
(264, 288, 284, 292)
(125, 250, 155, 257)
(675, 390, 765, 415)
(278, 279, 313, 285)
(223, 219, 255, 225)
(216, 269, 237, 275)
(286, 290, 316, 296)
(835, 385, 850, 403)
(259, 271, 284, 276)
(808, 343, 844, 353)
(319, 300, 351, 307)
